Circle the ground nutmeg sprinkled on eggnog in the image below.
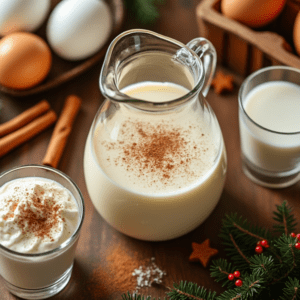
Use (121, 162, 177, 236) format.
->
(98, 118, 215, 191)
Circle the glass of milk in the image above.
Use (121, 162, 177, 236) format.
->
(239, 66, 300, 188)
(0, 165, 85, 299)
(84, 29, 227, 241)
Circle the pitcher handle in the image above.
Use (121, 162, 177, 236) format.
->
(186, 38, 217, 97)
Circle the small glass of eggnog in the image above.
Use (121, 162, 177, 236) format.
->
(239, 66, 300, 188)
(0, 165, 85, 299)
(84, 29, 227, 241)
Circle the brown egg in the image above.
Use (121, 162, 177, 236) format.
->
(0, 32, 52, 90)
(293, 11, 300, 56)
(221, 0, 287, 28)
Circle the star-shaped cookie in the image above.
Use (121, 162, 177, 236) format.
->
(211, 71, 234, 94)
(189, 239, 218, 267)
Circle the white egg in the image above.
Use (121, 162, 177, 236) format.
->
(0, 0, 51, 36)
(46, 0, 112, 61)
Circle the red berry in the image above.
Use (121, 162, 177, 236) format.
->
(296, 233, 300, 241)
(295, 243, 300, 250)
(255, 245, 263, 254)
(233, 270, 240, 278)
(235, 279, 243, 287)
(264, 244, 270, 248)
(228, 274, 234, 281)
(261, 240, 268, 247)
(257, 241, 262, 246)
(291, 232, 296, 238)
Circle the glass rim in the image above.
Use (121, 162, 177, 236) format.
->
(238, 65, 300, 135)
(0, 164, 85, 258)
(99, 29, 205, 111)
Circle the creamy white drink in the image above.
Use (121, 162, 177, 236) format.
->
(84, 82, 227, 241)
(0, 177, 80, 290)
(240, 81, 300, 173)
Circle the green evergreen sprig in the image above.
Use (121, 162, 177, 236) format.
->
(167, 281, 217, 300)
(122, 201, 300, 299)
(273, 202, 297, 235)
(219, 213, 273, 270)
(124, 0, 165, 24)
(122, 292, 165, 300)
(280, 278, 300, 300)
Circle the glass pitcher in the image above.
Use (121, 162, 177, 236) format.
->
(84, 29, 227, 241)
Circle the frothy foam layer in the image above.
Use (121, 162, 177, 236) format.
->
(0, 178, 79, 253)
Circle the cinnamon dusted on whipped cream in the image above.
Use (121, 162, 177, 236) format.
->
(0, 178, 79, 253)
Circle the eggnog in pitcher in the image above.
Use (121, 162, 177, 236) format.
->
(84, 82, 226, 241)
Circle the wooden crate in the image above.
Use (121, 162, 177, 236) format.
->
(196, 0, 300, 76)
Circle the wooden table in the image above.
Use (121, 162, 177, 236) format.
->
(0, 1, 300, 299)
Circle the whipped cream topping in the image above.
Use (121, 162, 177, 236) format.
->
(0, 177, 79, 254)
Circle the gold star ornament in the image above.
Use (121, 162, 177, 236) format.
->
(189, 239, 218, 267)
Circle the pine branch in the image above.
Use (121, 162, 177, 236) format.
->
(249, 254, 274, 280)
(215, 273, 264, 300)
(167, 281, 217, 300)
(219, 213, 272, 270)
(280, 277, 300, 300)
(273, 201, 297, 236)
(122, 282, 217, 300)
(122, 292, 164, 300)
(272, 234, 300, 282)
(210, 258, 238, 288)
(229, 233, 252, 265)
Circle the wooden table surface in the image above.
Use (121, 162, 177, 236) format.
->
(1, 1, 300, 299)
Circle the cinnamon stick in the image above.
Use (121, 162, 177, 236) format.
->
(0, 110, 57, 158)
(0, 100, 50, 137)
(42, 95, 82, 168)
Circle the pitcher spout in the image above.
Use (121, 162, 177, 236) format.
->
(99, 29, 216, 110)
